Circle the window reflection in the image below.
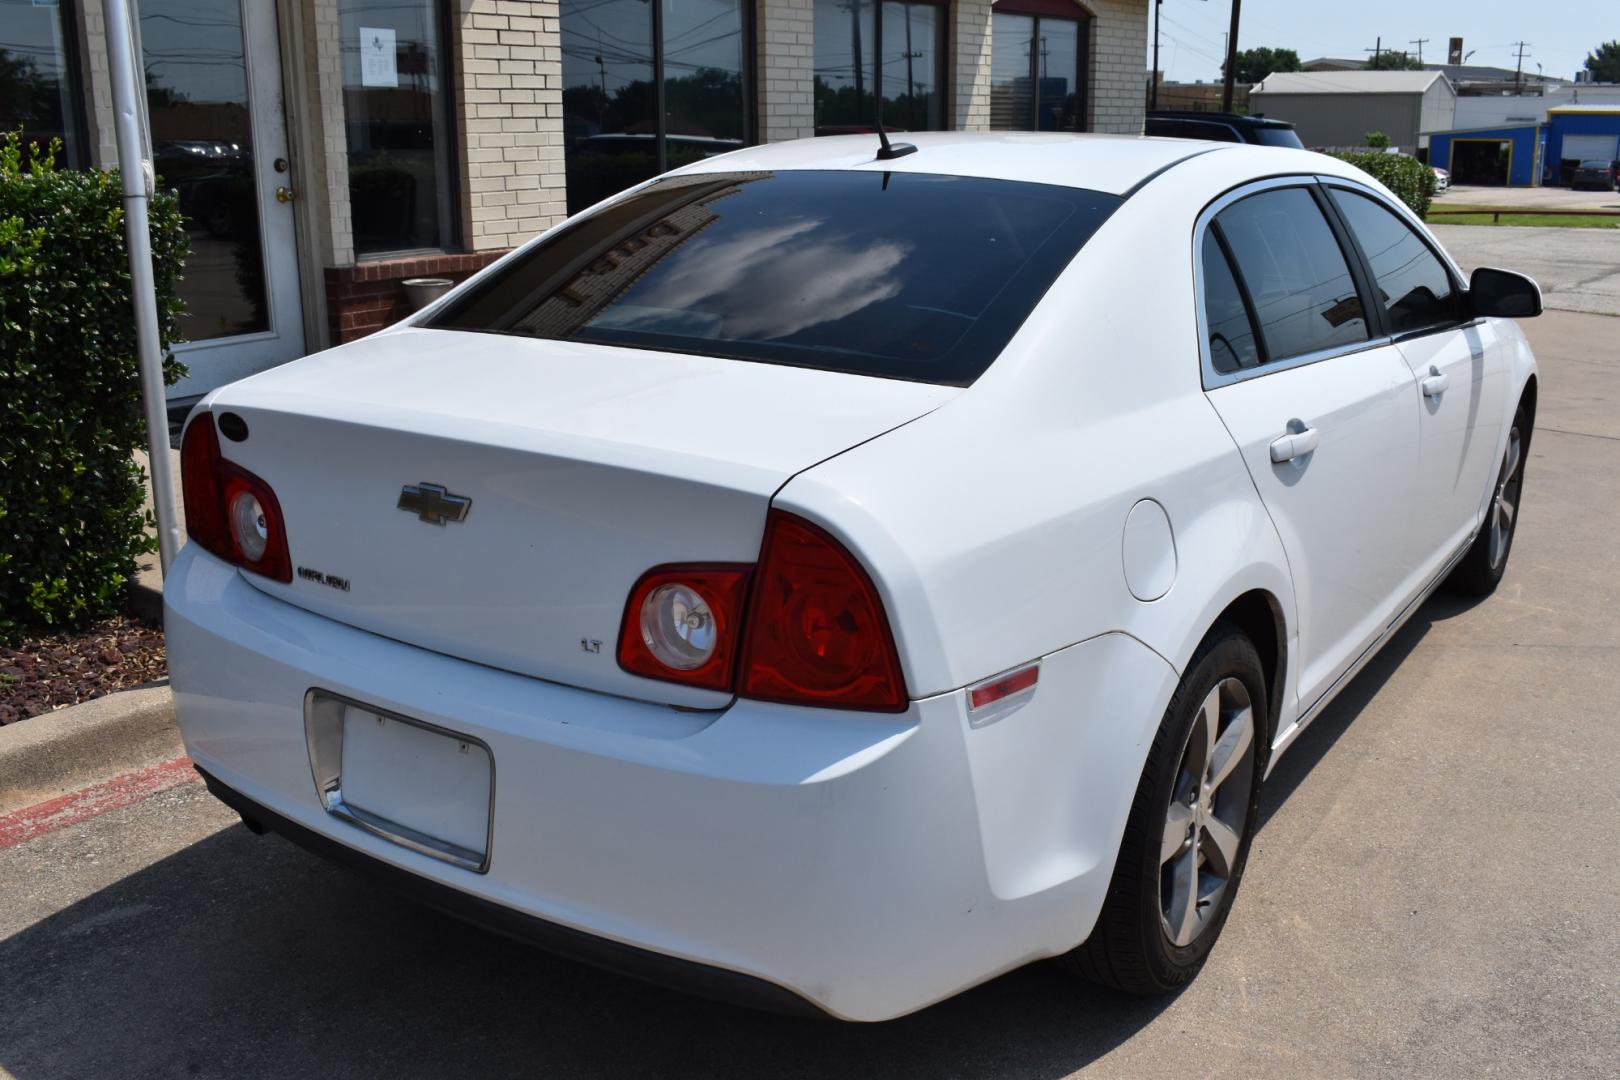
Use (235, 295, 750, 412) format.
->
(140, 0, 268, 340)
(815, 0, 945, 134)
(561, 0, 747, 216)
(0, 0, 85, 166)
(433, 170, 1123, 386)
(338, 0, 455, 254)
(990, 8, 1087, 132)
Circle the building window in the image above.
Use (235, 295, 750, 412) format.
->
(989, 0, 1089, 132)
(0, 0, 88, 167)
(338, 0, 458, 256)
(561, 0, 751, 216)
(814, 0, 946, 135)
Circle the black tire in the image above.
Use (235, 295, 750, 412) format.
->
(1064, 623, 1267, 994)
(1447, 402, 1530, 597)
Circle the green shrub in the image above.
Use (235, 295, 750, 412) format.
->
(0, 131, 188, 637)
(1330, 150, 1438, 217)
(1362, 131, 1391, 149)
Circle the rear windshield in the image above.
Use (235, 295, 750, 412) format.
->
(428, 170, 1121, 385)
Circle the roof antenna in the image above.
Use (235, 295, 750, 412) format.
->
(875, 103, 916, 161)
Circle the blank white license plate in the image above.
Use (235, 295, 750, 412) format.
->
(336, 705, 492, 864)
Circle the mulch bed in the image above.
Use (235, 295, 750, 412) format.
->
(0, 616, 167, 726)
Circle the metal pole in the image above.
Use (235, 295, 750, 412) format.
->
(1220, 0, 1241, 113)
(102, 0, 180, 572)
(1151, 0, 1161, 111)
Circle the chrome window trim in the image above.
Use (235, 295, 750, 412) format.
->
(1193, 175, 1387, 391)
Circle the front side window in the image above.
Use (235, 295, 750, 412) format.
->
(989, 3, 1088, 132)
(1213, 187, 1369, 364)
(0, 0, 86, 166)
(1330, 188, 1461, 336)
(339, 0, 458, 254)
(813, 0, 946, 135)
(431, 170, 1121, 385)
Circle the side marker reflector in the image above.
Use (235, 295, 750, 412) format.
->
(968, 663, 1040, 712)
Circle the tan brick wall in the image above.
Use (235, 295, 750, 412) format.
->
(1083, 0, 1148, 134)
(456, 0, 569, 253)
(76, 2, 118, 169)
(757, 0, 815, 141)
(306, 0, 354, 267)
(952, 0, 994, 131)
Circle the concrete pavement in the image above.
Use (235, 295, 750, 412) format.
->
(1435, 184, 1620, 211)
(1432, 224, 1620, 317)
(3, 311, 1617, 1079)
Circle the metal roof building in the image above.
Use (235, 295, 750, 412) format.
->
(1250, 71, 1457, 152)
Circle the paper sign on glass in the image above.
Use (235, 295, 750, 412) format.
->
(360, 27, 398, 87)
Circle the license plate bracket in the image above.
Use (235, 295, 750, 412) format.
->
(304, 689, 494, 872)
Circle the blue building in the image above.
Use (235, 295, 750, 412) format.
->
(1544, 105, 1620, 186)
(1426, 124, 1542, 186)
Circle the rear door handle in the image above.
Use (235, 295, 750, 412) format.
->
(1421, 365, 1451, 398)
(1269, 422, 1320, 463)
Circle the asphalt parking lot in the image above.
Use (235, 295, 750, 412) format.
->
(4, 278, 1618, 1078)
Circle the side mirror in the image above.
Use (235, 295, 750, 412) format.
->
(1469, 267, 1543, 319)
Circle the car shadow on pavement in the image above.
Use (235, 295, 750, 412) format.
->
(1254, 590, 1483, 830)
(2, 805, 1172, 1079)
(1, 595, 1483, 1080)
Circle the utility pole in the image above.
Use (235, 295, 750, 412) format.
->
(1512, 41, 1530, 92)
(1220, 0, 1241, 113)
(1409, 38, 1428, 65)
(1364, 36, 1382, 65)
(1151, 0, 1163, 110)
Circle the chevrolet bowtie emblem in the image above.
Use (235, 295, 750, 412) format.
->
(397, 482, 471, 525)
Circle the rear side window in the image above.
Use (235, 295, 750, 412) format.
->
(1213, 187, 1369, 363)
(1201, 237, 1262, 373)
(430, 170, 1122, 386)
(1329, 188, 1460, 334)
(1252, 126, 1305, 149)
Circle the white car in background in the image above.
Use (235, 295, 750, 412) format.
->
(1432, 165, 1452, 192)
(167, 133, 1541, 1021)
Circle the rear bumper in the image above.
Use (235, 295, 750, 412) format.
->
(166, 544, 1178, 1021)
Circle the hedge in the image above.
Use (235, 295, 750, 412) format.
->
(1329, 151, 1438, 218)
(0, 132, 188, 637)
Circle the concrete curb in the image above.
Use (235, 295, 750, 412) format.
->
(0, 685, 182, 816)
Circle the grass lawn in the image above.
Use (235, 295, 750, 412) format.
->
(1427, 204, 1620, 228)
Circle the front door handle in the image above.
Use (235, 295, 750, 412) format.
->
(275, 185, 296, 203)
(1421, 365, 1450, 398)
(1269, 421, 1320, 463)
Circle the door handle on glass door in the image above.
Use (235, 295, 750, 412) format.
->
(275, 186, 296, 203)
(1269, 422, 1320, 463)
(1421, 365, 1450, 398)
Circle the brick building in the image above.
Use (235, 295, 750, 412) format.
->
(3, 0, 1147, 404)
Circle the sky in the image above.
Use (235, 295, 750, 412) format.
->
(1151, 0, 1615, 84)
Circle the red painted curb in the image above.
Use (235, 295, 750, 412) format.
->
(0, 756, 196, 851)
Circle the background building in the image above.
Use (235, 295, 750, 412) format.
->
(1, 0, 1148, 404)
(1248, 70, 1455, 153)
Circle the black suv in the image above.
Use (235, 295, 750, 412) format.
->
(1145, 111, 1304, 149)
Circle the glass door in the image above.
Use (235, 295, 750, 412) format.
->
(140, 0, 305, 400)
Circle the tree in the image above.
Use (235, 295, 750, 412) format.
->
(1223, 46, 1301, 86)
(1363, 131, 1391, 148)
(1585, 41, 1620, 83)
(1366, 50, 1424, 71)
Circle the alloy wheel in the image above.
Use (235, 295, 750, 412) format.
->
(1489, 425, 1523, 571)
(1160, 677, 1257, 948)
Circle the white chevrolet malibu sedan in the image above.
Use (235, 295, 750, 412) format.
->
(167, 133, 1541, 1021)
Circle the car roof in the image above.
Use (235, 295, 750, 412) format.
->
(1148, 110, 1295, 129)
(676, 132, 1257, 197)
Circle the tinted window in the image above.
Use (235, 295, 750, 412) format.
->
(1253, 126, 1305, 149)
(431, 171, 1121, 385)
(1146, 118, 1240, 143)
(1329, 188, 1459, 335)
(1214, 188, 1369, 363)
(1202, 237, 1262, 373)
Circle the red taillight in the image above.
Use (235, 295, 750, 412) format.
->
(617, 565, 752, 691)
(738, 510, 907, 712)
(179, 412, 292, 582)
